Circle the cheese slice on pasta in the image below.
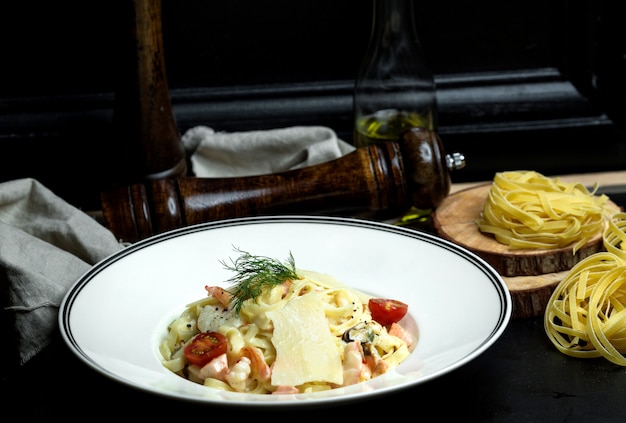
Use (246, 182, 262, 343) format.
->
(267, 292, 343, 386)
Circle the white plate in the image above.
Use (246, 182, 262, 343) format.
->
(59, 215, 511, 407)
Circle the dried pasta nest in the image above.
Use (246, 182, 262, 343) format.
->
(477, 170, 616, 252)
(544, 212, 626, 366)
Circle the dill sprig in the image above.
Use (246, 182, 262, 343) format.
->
(220, 247, 298, 315)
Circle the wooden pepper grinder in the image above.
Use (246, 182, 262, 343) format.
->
(110, 0, 187, 188)
(101, 128, 465, 243)
(101, 0, 465, 243)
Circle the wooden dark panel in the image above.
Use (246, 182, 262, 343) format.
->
(0, 0, 623, 211)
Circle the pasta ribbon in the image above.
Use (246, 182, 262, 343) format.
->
(544, 212, 626, 366)
(603, 212, 626, 261)
(477, 170, 616, 252)
(160, 269, 413, 393)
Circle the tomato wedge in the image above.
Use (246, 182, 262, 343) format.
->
(368, 298, 408, 326)
(183, 331, 228, 367)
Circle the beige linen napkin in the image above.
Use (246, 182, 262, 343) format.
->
(183, 125, 355, 177)
(1, 178, 124, 365)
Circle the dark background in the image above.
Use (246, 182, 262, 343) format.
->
(2, 4, 626, 417)
(0, 0, 624, 210)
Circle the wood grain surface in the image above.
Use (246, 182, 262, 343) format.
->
(433, 179, 622, 319)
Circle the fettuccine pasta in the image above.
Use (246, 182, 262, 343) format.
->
(160, 268, 414, 394)
(603, 212, 626, 261)
(544, 212, 626, 366)
(477, 170, 616, 252)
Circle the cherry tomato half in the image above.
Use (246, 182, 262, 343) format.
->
(183, 331, 228, 367)
(368, 298, 408, 326)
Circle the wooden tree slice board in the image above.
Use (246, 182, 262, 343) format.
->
(432, 183, 618, 319)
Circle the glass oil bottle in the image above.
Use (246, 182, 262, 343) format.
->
(353, 0, 437, 148)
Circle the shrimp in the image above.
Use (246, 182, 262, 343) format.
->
(204, 285, 232, 308)
(241, 345, 271, 382)
(198, 347, 271, 392)
(388, 322, 413, 349)
(363, 344, 389, 377)
(198, 353, 229, 381)
(225, 357, 252, 392)
(272, 385, 299, 395)
(341, 341, 369, 386)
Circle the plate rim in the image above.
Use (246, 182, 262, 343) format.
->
(59, 215, 512, 407)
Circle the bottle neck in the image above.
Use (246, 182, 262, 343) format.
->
(360, 0, 431, 86)
(370, 0, 419, 52)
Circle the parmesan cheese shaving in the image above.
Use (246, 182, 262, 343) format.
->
(266, 292, 344, 386)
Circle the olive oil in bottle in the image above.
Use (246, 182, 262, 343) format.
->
(354, 109, 435, 147)
(353, 0, 437, 148)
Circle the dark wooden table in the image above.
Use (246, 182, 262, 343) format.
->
(4, 311, 626, 420)
(3, 182, 625, 420)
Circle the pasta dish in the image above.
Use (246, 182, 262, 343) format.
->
(159, 250, 414, 394)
